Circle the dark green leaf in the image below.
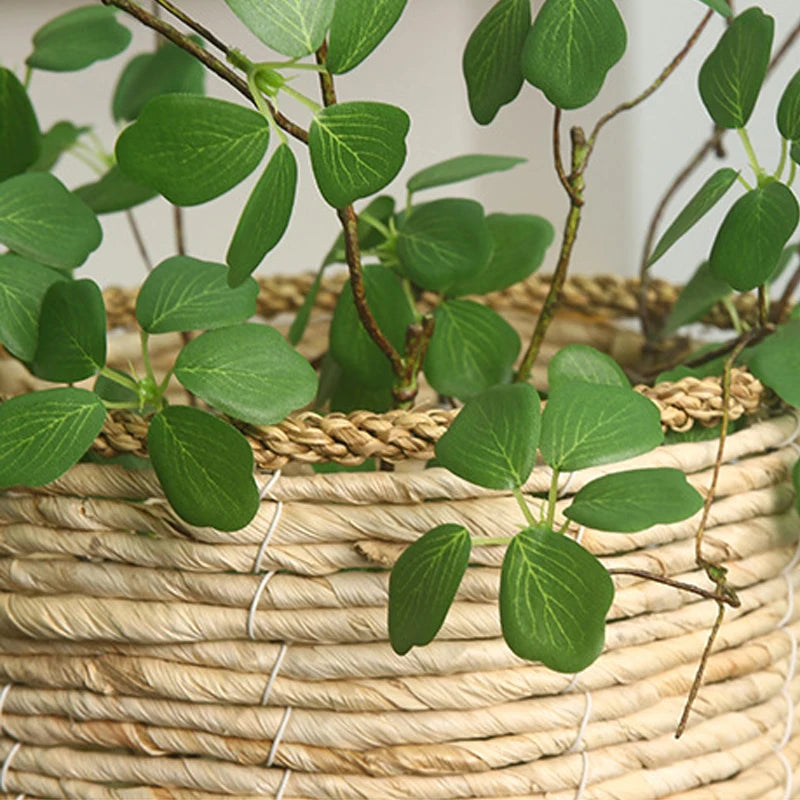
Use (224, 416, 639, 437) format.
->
(289, 265, 326, 347)
(564, 468, 704, 532)
(326, 0, 407, 73)
(0, 388, 106, 487)
(500, 525, 613, 672)
(316, 354, 393, 413)
(664, 417, 746, 445)
(112, 40, 205, 122)
(93, 369, 138, 407)
(27, 6, 132, 72)
(778, 68, 800, 141)
(792, 141, 800, 166)
(407, 154, 526, 194)
(698, 7, 773, 129)
(329, 265, 413, 388)
(463, 0, 530, 125)
(662, 260, 731, 335)
(541, 384, 663, 471)
(770, 240, 800, 285)
(794, 458, 800, 516)
(33, 279, 106, 382)
(0, 67, 41, 180)
(424, 300, 520, 400)
(136, 256, 258, 334)
(224, 0, 335, 57)
(548, 344, 629, 390)
(148, 406, 259, 531)
(748, 319, 800, 405)
(695, 0, 732, 17)
(710, 182, 799, 291)
(313, 459, 376, 474)
(396, 199, 492, 293)
(174, 324, 317, 424)
(115, 95, 269, 206)
(28, 121, 88, 172)
(389, 524, 471, 655)
(522, 0, 627, 109)
(0, 173, 102, 269)
(227, 144, 297, 287)
(449, 213, 554, 296)
(322, 194, 395, 267)
(647, 168, 739, 268)
(309, 101, 409, 208)
(435, 383, 540, 490)
(73, 165, 157, 214)
(0, 254, 68, 361)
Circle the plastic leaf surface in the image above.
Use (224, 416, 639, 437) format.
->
(548, 344, 629, 390)
(407, 154, 526, 194)
(0, 67, 41, 180)
(28, 121, 88, 173)
(74, 166, 157, 215)
(662, 261, 730, 335)
(747, 320, 800, 406)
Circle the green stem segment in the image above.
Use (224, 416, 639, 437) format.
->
(737, 127, 763, 184)
(546, 468, 560, 529)
(98, 366, 139, 392)
(513, 487, 537, 526)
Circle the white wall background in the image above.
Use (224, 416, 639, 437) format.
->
(2, 1, 798, 288)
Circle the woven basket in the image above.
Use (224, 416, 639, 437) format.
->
(0, 273, 798, 799)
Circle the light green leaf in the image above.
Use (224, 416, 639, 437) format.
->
(148, 406, 259, 531)
(0, 388, 106, 487)
(224, 0, 335, 58)
(136, 256, 258, 334)
(115, 95, 269, 206)
(0, 67, 41, 180)
(500, 525, 613, 672)
(449, 213, 554, 297)
(174, 324, 317, 424)
(748, 320, 800, 406)
(0, 254, 69, 362)
(709, 182, 799, 291)
(309, 101, 409, 208)
(27, 6, 132, 72)
(794, 458, 800, 516)
(28, 121, 88, 173)
(389, 524, 471, 655)
(73, 165, 157, 215)
(396, 198, 492, 293)
(695, 0, 732, 17)
(541, 384, 663, 471)
(548, 344, 629, 390)
(435, 383, 540, 490)
(463, 0, 531, 125)
(424, 300, 520, 400)
(698, 7, 773, 129)
(326, 0, 407, 74)
(112, 40, 205, 122)
(522, 0, 627, 110)
(0, 172, 102, 269)
(647, 168, 739, 268)
(662, 260, 731, 335)
(778, 68, 800, 141)
(33, 279, 106, 382)
(227, 144, 297, 287)
(564, 468, 704, 532)
(407, 154, 526, 194)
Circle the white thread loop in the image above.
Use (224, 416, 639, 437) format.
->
(558, 471, 576, 498)
(253, 501, 283, 573)
(567, 692, 593, 754)
(267, 707, 293, 767)
(259, 469, 282, 500)
(0, 684, 11, 723)
(275, 768, 292, 800)
(0, 741, 21, 793)
(262, 642, 289, 706)
(247, 570, 277, 640)
(775, 412, 800, 450)
(574, 751, 590, 800)
(574, 526, 585, 546)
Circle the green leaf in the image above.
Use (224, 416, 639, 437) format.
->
(407, 154, 526, 194)
(112, 40, 205, 122)
(462, 0, 531, 125)
(28, 121, 88, 173)
(435, 383, 540, 490)
(0, 388, 106, 487)
(548, 344, 629, 390)
(449, 213, 554, 297)
(227, 144, 297, 287)
(326, 0, 407, 74)
(309, 101, 409, 208)
(26, 6, 132, 72)
(662, 261, 731, 335)
(698, 7, 773, 129)
(522, 0, 627, 110)
(647, 169, 739, 268)
(792, 141, 800, 167)
(695, 0, 732, 17)
(424, 300, 520, 400)
(148, 406, 259, 531)
(33, 279, 106, 382)
(136, 256, 258, 334)
(0, 67, 41, 180)
(93, 369, 138, 407)
(224, 0, 335, 57)
(710, 183, 799, 291)
(541, 384, 663, 471)
(315, 354, 393, 413)
(0, 173, 102, 270)
(115, 95, 269, 206)
(389, 524, 471, 655)
(0, 254, 69, 361)
(500, 525, 614, 672)
(174, 324, 317, 425)
(794, 458, 800, 516)
(564, 468, 704, 532)
(329, 265, 413, 387)
(748, 320, 800, 406)
(396, 199, 492, 293)
(73, 165, 157, 215)
(777, 68, 800, 141)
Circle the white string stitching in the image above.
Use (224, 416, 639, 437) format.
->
(0, 684, 11, 723)
(274, 767, 292, 800)
(775, 412, 800, 450)
(253, 501, 283, 574)
(247, 570, 277, 641)
(558, 471, 576, 498)
(560, 670, 591, 799)
(574, 526, 585, 545)
(261, 642, 289, 706)
(0, 741, 21, 793)
(266, 707, 293, 768)
(260, 469, 282, 499)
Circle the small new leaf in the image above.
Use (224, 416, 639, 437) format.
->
(548, 344, 629, 390)
(0, 67, 41, 180)
(748, 319, 800, 406)
(407, 154, 526, 194)
(662, 261, 731, 335)
(777, 68, 800, 141)
(28, 121, 88, 173)
(73, 166, 157, 215)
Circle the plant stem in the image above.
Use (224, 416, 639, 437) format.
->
(125, 211, 152, 271)
(315, 41, 337, 107)
(757, 285, 769, 328)
(281, 84, 323, 114)
(140, 330, 156, 385)
(607, 568, 740, 606)
(545, 468, 560, 529)
(735, 173, 753, 191)
(737, 127, 763, 182)
(173, 206, 185, 256)
(151, 0, 229, 53)
(789, 158, 797, 188)
(775, 138, 788, 180)
(513, 487, 536, 527)
(395, 314, 435, 407)
(552, 109, 582, 206)
(98, 366, 139, 392)
(471, 536, 513, 547)
(772, 250, 800, 323)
